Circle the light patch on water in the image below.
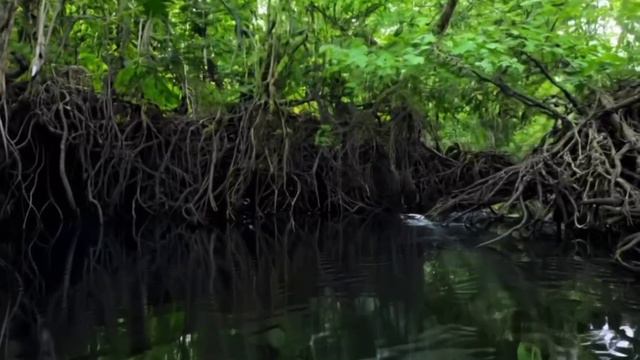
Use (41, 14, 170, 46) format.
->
(587, 317, 637, 358)
(400, 213, 436, 227)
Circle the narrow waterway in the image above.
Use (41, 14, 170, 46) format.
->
(2, 215, 639, 359)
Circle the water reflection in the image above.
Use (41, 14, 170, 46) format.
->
(2, 215, 640, 359)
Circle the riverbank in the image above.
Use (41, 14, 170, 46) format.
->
(1, 79, 640, 268)
(0, 79, 507, 228)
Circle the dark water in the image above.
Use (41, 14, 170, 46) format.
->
(2, 215, 640, 360)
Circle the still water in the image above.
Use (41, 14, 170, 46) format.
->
(3, 215, 640, 359)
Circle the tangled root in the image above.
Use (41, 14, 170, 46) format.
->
(1, 78, 489, 227)
(432, 84, 640, 268)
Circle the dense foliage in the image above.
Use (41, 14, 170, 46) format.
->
(2, 0, 638, 155)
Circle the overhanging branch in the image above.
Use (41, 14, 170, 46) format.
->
(434, 49, 571, 124)
(470, 68, 571, 124)
(523, 52, 583, 114)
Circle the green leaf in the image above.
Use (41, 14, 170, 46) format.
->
(600, 52, 626, 65)
(413, 34, 436, 45)
(319, 44, 337, 54)
(520, 0, 542, 6)
(451, 41, 477, 55)
(345, 46, 369, 68)
(476, 59, 495, 73)
(141, 74, 181, 110)
(138, 0, 172, 18)
(114, 65, 140, 94)
(403, 53, 424, 65)
(78, 52, 108, 90)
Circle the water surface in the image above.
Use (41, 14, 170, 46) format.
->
(3, 216, 640, 359)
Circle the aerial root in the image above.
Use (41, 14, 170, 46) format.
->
(431, 85, 640, 265)
(1, 79, 488, 226)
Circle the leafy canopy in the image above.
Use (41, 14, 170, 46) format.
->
(5, 0, 639, 154)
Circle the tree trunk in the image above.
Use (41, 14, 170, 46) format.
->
(434, 0, 459, 36)
(0, 0, 19, 98)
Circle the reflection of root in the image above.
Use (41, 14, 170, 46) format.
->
(0, 258, 23, 348)
(432, 85, 640, 265)
(570, 238, 591, 257)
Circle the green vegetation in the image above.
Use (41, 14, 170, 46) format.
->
(2, 0, 638, 154)
(1, 0, 639, 261)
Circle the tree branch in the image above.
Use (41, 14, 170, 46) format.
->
(435, 48, 571, 125)
(602, 92, 640, 114)
(523, 52, 582, 114)
(470, 68, 571, 124)
(434, 0, 459, 35)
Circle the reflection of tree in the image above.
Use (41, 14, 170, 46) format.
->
(421, 250, 640, 359)
(4, 217, 638, 359)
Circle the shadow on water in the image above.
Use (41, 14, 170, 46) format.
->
(1, 214, 640, 359)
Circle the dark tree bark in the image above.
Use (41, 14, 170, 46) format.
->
(434, 0, 459, 35)
(0, 0, 19, 98)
